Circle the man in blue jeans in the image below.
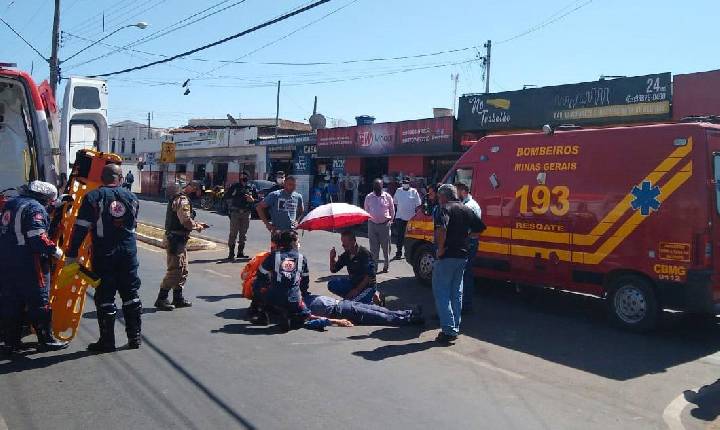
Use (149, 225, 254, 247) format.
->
(432, 184, 485, 345)
(455, 182, 482, 314)
(328, 230, 381, 305)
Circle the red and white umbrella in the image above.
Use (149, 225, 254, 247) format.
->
(297, 203, 370, 231)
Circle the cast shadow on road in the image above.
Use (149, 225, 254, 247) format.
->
(198, 293, 244, 303)
(352, 341, 437, 361)
(211, 323, 285, 336)
(189, 258, 233, 265)
(347, 326, 423, 342)
(0, 349, 95, 374)
(376, 276, 720, 381)
(685, 379, 720, 423)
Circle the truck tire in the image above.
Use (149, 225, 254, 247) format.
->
(412, 243, 435, 286)
(607, 275, 659, 332)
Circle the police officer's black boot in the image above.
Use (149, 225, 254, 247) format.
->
(227, 245, 235, 260)
(87, 311, 116, 353)
(34, 311, 69, 352)
(154, 288, 175, 311)
(236, 246, 249, 259)
(172, 289, 192, 308)
(122, 301, 142, 350)
(2, 319, 23, 355)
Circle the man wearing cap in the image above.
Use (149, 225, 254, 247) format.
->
(0, 181, 68, 353)
(392, 177, 422, 260)
(66, 164, 143, 352)
(224, 171, 257, 260)
(156, 181, 209, 311)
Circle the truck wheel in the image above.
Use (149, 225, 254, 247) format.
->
(607, 275, 659, 332)
(412, 243, 435, 286)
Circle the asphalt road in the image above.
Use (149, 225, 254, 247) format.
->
(1, 199, 719, 429)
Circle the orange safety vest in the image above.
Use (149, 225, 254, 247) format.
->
(240, 251, 270, 299)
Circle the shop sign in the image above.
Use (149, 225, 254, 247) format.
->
(317, 127, 355, 156)
(457, 73, 672, 132)
(255, 134, 316, 146)
(303, 145, 317, 154)
(317, 117, 455, 157)
(293, 150, 312, 175)
(332, 158, 345, 175)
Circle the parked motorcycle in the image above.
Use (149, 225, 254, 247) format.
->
(200, 185, 227, 213)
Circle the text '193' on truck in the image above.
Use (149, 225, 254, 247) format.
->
(405, 121, 720, 331)
(0, 62, 108, 203)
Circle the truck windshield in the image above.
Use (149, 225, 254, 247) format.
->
(447, 167, 473, 189)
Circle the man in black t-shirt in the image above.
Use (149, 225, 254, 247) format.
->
(329, 230, 381, 305)
(432, 184, 485, 345)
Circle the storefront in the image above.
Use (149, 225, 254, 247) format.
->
(317, 116, 459, 204)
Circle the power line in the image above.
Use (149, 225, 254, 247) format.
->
(0, 16, 48, 62)
(90, 0, 335, 78)
(67, 0, 146, 36)
(497, 0, 593, 44)
(194, 0, 361, 79)
(67, 0, 249, 70)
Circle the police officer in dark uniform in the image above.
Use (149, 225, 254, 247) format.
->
(0, 181, 68, 353)
(224, 171, 257, 260)
(66, 164, 142, 352)
(254, 230, 310, 330)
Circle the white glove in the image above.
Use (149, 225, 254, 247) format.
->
(53, 247, 64, 259)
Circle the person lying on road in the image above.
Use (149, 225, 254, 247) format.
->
(303, 294, 424, 327)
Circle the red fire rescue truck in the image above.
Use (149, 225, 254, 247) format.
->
(405, 121, 720, 331)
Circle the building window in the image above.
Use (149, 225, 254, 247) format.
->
(111, 138, 116, 153)
(121, 138, 126, 154)
(131, 138, 136, 154)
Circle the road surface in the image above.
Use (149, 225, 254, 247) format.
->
(0, 199, 718, 429)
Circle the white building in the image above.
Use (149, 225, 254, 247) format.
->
(109, 120, 169, 192)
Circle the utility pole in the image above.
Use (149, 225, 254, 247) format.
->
(147, 112, 151, 138)
(450, 73, 459, 114)
(483, 39, 491, 94)
(274, 80, 280, 139)
(49, 0, 61, 96)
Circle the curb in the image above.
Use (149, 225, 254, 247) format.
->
(136, 223, 218, 251)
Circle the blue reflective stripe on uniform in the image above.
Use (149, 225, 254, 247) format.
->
(75, 219, 92, 227)
(26, 228, 45, 237)
(258, 266, 270, 275)
(14, 202, 29, 245)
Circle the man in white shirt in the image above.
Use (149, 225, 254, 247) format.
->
(392, 177, 422, 259)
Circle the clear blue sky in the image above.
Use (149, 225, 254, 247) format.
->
(3, 0, 719, 128)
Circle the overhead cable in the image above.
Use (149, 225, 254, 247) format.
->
(90, 0, 334, 77)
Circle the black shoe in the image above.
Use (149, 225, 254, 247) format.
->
(34, 312, 69, 352)
(154, 298, 175, 311)
(237, 249, 249, 259)
(435, 332, 458, 345)
(155, 289, 175, 311)
(88, 310, 116, 353)
(251, 311, 269, 326)
(172, 290, 192, 308)
(227, 253, 235, 261)
(409, 305, 425, 325)
(123, 301, 142, 350)
(87, 341, 117, 353)
(127, 338, 141, 350)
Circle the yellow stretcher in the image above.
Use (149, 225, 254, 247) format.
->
(49, 149, 122, 341)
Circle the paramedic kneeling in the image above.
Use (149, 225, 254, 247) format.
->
(329, 230, 381, 305)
